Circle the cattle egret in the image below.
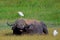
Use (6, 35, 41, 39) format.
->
(53, 30, 58, 36)
(18, 11, 24, 16)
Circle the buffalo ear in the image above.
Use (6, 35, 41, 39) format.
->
(26, 25, 30, 28)
(24, 25, 30, 30)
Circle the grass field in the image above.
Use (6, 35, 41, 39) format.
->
(0, 0, 60, 21)
(0, 28, 60, 40)
(0, 0, 60, 40)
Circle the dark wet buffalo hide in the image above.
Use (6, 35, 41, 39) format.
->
(7, 19, 48, 35)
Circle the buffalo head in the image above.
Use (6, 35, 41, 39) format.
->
(7, 19, 28, 35)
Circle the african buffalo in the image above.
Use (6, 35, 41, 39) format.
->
(7, 18, 48, 35)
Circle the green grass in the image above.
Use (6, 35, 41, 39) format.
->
(0, 0, 60, 29)
(0, 0, 60, 22)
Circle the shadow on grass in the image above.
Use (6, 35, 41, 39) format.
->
(4, 33, 23, 36)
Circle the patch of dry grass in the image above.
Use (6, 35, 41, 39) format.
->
(0, 28, 60, 40)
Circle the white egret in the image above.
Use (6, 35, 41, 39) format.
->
(53, 30, 58, 36)
(18, 11, 24, 16)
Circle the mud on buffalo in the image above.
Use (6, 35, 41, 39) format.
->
(7, 18, 48, 35)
